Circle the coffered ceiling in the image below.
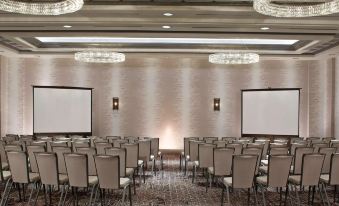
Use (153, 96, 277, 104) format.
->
(0, 0, 339, 57)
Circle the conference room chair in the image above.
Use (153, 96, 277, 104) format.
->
(138, 140, 154, 182)
(233, 139, 250, 147)
(318, 147, 336, 174)
(270, 142, 288, 149)
(125, 136, 139, 143)
(30, 141, 47, 148)
(76, 147, 97, 176)
(2, 151, 40, 205)
(204, 137, 218, 144)
(106, 147, 136, 193)
(221, 155, 258, 206)
(292, 147, 314, 175)
(226, 143, 243, 155)
(291, 138, 307, 144)
(330, 139, 339, 146)
(50, 141, 69, 148)
(0, 141, 9, 169)
(254, 140, 269, 160)
(150, 137, 163, 172)
(257, 155, 293, 206)
(260, 147, 289, 173)
(107, 136, 121, 142)
(112, 139, 129, 148)
(35, 152, 69, 206)
(181, 137, 198, 172)
(213, 140, 228, 148)
(72, 140, 90, 151)
(193, 143, 215, 184)
(0, 155, 11, 206)
(2, 135, 18, 144)
(27, 145, 46, 173)
(274, 139, 289, 144)
(290, 143, 308, 156)
(331, 142, 339, 152)
(186, 140, 203, 177)
(322, 137, 333, 143)
(94, 155, 132, 206)
(242, 147, 262, 177)
(36, 137, 53, 152)
(121, 143, 141, 189)
(221, 137, 237, 143)
(288, 153, 325, 206)
(207, 147, 234, 192)
(64, 153, 98, 206)
(312, 142, 329, 153)
(240, 137, 254, 143)
(95, 142, 113, 155)
(308, 137, 323, 144)
(93, 138, 108, 144)
(320, 153, 339, 205)
(52, 146, 72, 174)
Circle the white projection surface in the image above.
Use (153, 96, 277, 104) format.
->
(242, 90, 299, 136)
(34, 87, 92, 133)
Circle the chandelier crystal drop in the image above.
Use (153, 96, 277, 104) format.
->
(0, 0, 83, 15)
(209, 52, 260, 65)
(253, 0, 339, 18)
(74, 51, 125, 63)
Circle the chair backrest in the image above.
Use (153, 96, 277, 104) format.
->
(138, 140, 151, 162)
(27, 145, 46, 173)
(106, 148, 126, 177)
(301, 153, 325, 187)
(240, 137, 254, 143)
(270, 143, 288, 148)
(5, 144, 23, 152)
(242, 147, 262, 175)
(254, 140, 269, 160)
(121, 143, 139, 168)
(312, 143, 329, 153)
(267, 155, 293, 188)
(198, 143, 216, 168)
(94, 155, 120, 190)
(76, 147, 97, 175)
(222, 137, 237, 143)
(0, 141, 7, 163)
(270, 147, 289, 156)
(294, 147, 314, 174)
(7, 151, 29, 184)
(31, 141, 47, 147)
(232, 155, 257, 189)
(112, 139, 129, 148)
(204, 137, 218, 144)
(107, 136, 121, 143)
(150, 138, 159, 156)
(95, 142, 113, 155)
(94, 138, 108, 144)
(189, 140, 203, 161)
(319, 147, 336, 174)
(52, 146, 72, 174)
(213, 140, 227, 148)
(64, 153, 88, 188)
(125, 136, 139, 143)
(290, 143, 308, 156)
(184, 137, 198, 157)
(35, 152, 59, 186)
(50, 141, 69, 148)
(72, 141, 90, 150)
(329, 153, 339, 185)
(213, 148, 234, 176)
(226, 143, 243, 155)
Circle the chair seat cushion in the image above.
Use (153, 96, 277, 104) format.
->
(256, 176, 268, 186)
(261, 160, 268, 166)
(259, 166, 268, 174)
(29, 173, 40, 182)
(2, 162, 8, 170)
(59, 174, 69, 184)
(320, 174, 329, 184)
(207, 167, 214, 174)
(288, 175, 301, 185)
(120, 178, 131, 188)
(223, 177, 232, 186)
(88, 176, 98, 186)
(126, 168, 134, 176)
(2, 171, 11, 181)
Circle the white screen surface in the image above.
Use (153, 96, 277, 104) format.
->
(34, 87, 92, 133)
(242, 90, 299, 136)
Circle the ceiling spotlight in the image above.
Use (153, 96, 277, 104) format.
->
(260, 27, 270, 30)
(162, 25, 171, 29)
(163, 13, 173, 16)
(63, 25, 72, 28)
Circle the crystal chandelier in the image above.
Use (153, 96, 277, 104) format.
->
(74, 51, 125, 63)
(253, 0, 339, 17)
(209, 52, 260, 65)
(0, 0, 83, 15)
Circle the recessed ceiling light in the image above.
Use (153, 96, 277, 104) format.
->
(261, 27, 270, 30)
(162, 25, 171, 29)
(163, 13, 173, 17)
(63, 25, 72, 28)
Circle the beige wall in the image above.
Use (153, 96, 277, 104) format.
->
(0, 54, 335, 149)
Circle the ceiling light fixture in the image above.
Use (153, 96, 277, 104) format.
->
(74, 51, 125, 63)
(0, 0, 83, 15)
(163, 12, 173, 16)
(162, 25, 171, 29)
(209, 52, 260, 65)
(260, 27, 270, 30)
(63, 25, 72, 28)
(253, 0, 339, 17)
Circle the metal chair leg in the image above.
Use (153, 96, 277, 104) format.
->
(221, 186, 225, 206)
(57, 184, 65, 206)
(321, 183, 330, 206)
(89, 184, 96, 206)
(32, 184, 42, 206)
(128, 184, 132, 206)
(294, 185, 301, 206)
(3, 180, 14, 206)
(0, 179, 12, 206)
(260, 186, 266, 206)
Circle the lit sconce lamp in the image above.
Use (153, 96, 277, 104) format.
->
(113, 97, 119, 110)
(214, 98, 220, 111)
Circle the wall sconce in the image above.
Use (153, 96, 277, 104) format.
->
(113, 97, 119, 110)
(214, 98, 220, 111)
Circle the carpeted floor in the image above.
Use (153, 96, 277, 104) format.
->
(3, 154, 337, 205)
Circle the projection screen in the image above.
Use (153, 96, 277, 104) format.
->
(241, 89, 300, 136)
(33, 86, 92, 134)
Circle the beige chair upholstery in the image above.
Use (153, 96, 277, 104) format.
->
(182, 137, 198, 173)
(52, 146, 72, 174)
(76, 147, 97, 176)
(222, 137, 237, 143)
(31, 141, 47, 147)
(242, 147, 262, 175)
(106, 136, 121, 143)
(204, 137, 218, 144)
(113, 139, 128, 148)
(186, 140, 203, 176)
(150, 137, 163, 171)
(213, 140, 227, 148)
(0, 141, 8, 165)
(318, 147, 336, 174)
(192, 143, 215, 183)
(72, 140, 90, 150)
(221, 155, 258, 205)
(121, 143, 139, 169)
(95, 142, 113, 155)
(320, 153, 339, 205)
(313, 143, 329, 153)
(290, 143, 308, 156)
(27, 145, 46, 173)
(226, 143, 243, 155)
(254, 140, 270, 160)
(125, 136, 139, 143)
(94, 155, 132, 206)
(50, 141, 69, 148)
(293, 147, 314, 175)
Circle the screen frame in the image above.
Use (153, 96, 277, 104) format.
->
(33, 85, 93, 136)
(241, 88, 301, 137)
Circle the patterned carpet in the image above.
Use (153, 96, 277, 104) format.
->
(3, 154, 337, 205)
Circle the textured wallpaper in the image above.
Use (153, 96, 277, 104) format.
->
(0, 54, 335, 149)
